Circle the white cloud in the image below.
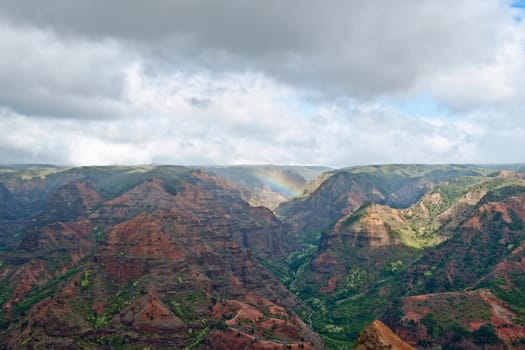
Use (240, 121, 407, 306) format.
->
(427, 20, 525, 112)
(3, 73, 523, 167)
(0, 2, 524, 166)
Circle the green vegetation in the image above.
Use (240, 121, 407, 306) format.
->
(69, 271, 146, 332)
(257, 242, 318, 290)
(2, 165, 525, 348)
(414, 214, 525, 295)
(342, 267, 370, 293)
(509, 209, 524, 231)
(0, 276, 13, 329)
(270, 174, 525, 348)
(311, 288, 393, 348)
(80, 269, 92, 289)
(485, 274, 525, 323)
(93, 225, 104, 244)
(168, 289, 208, 323)
(473, 324, 499, 345)
(339, 206, 368, 230)
(345, 164, 489, 178)
(0, 166, 67, 181)
(184, 327, 209, 350)
(257, 257, 294, 287)
(255, 229, 408, 347)
(479, 182, 525, 205)
(11, 267, 80, 318)
(286, 244, 318, 274)
(262, 328, 275, 339)
(104, 282, 140, 316)
(43, 253, 72, 275)
(424, 176, 487, 217)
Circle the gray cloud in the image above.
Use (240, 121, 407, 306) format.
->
(0, 0, 510, 98)
(0, 23, 131, 119)
(186, 97, 212, 109)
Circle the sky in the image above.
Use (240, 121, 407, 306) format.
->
(0, 0, 524, 167)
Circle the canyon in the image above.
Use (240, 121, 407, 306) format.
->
(1, 164, 525, 349)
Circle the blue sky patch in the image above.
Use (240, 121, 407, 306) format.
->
(391, 93, 452, 119)
(511, 1, 524, 22)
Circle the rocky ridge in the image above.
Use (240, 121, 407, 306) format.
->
(354, 320, 415, 350)
(0, 166, 319, 349)
(3, 164, 525, 349)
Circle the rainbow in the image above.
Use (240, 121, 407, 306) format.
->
(252, 168, 305, 198)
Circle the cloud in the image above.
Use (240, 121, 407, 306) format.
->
(426, 19, 525, 113)
(0, 22, 131, 119)
(1, 69, 523, 167)
(0, 1, 523, 166)
(0, 0, 514, 98)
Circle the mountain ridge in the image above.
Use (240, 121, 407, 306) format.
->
(2, 163, 525, 349)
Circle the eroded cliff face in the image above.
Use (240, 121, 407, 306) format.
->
(1, 180, 100, 316)
(40, 181, 101, 222)
(324, 204, 406, 249)
(3, 164, 525, 349)
(0, 172, 84, 248)
(92, 173, 298, 257)
(0, 166, 317, 349)
(5, 203, 320, 348)
(387, 192, 525, 349)
(399, 192, 525, 295)
(303, 204, 420, 297)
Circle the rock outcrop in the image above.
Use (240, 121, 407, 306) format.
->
(354, 320, 415, 350)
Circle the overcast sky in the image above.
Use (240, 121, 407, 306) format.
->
(0, 1, 524, 167)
